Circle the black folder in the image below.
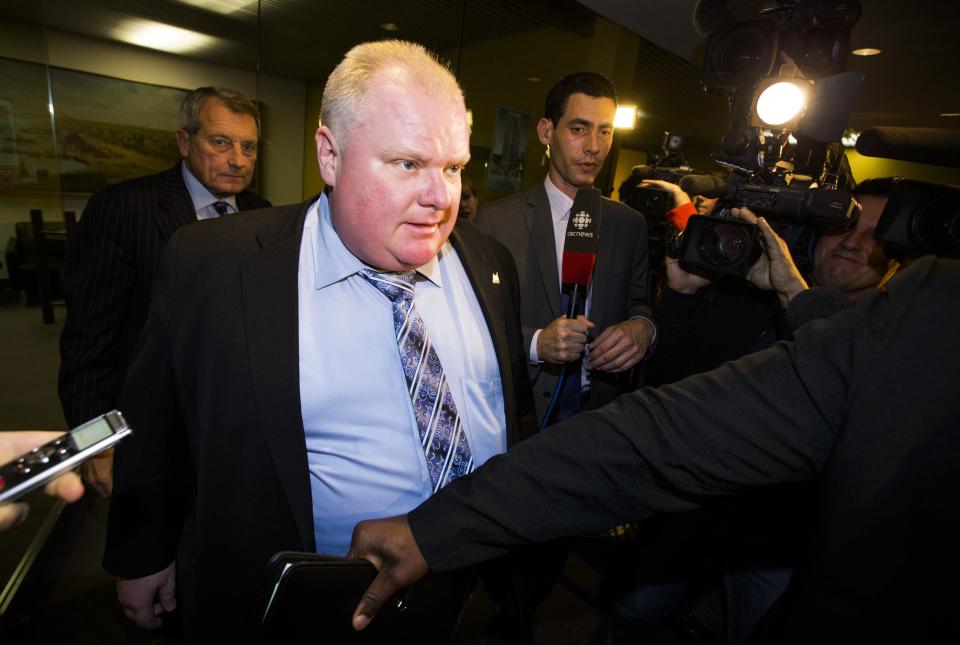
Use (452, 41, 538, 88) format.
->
(257, 551, 470, 644)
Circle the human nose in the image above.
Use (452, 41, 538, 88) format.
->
(419, 169, 453, 211)
(585, 130, 602, 155)
(839, 227, 869, 250)
(227, 143, 248, 169)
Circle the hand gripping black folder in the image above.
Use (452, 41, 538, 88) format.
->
(257, 551, 471, 644)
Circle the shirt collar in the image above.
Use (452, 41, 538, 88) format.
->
(309, 193, 443, 290)
(180, 162, 237, 213)
(544, 175, 574, 225)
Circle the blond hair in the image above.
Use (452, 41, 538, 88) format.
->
(320, 40, 465, 145)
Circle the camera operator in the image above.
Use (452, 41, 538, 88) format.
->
(643, 180, 792, 388)
(646, 177, 896, 387)
(626, 177, 895, 643)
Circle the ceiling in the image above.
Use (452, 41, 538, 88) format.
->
(2, 0, 957, 138)
(583, 0, 960, 131)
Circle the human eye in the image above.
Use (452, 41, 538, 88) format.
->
(241, 141, 258, 155)
(446, 163, 464, 176)
(570, 126, 585, 135)
(397, 160, 417, 171)
(210, 137, 230, 151)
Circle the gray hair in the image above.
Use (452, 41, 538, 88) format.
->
(320, 40, 465, 146)
(179, 86, 260, 134)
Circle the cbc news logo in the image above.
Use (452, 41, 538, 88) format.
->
(572, 210, 592, 230)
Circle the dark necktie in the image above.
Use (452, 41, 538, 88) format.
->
(211, 201, 231, 216)
(359, 269, 474, 491)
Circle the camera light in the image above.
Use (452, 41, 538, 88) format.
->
(614, 105, 638, 130)
(755, 81, 808, 127)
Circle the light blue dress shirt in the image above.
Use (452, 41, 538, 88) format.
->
(180, 163, 237, 219)
(298, 194, 507, 555)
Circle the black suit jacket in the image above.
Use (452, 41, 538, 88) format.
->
(476, 182, 651, 421)
(104, 203, 532, 641)
(58, 163, 271, 427)
(408, 256, 960, 643)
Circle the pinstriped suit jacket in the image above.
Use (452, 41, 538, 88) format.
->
(58, 163, 271, 428)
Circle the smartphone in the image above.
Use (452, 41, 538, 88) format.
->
(0, 410, 132, 504)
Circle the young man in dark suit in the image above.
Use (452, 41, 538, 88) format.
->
(105, 40, 532, 642)
(476, 72, 655, 426)
(58, 86, 271, 495)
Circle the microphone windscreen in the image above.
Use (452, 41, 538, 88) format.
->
(784, 287, 854, 330)
(679, 174, 727, 198)
(630, 165, 655, 179)
(855, 127, 960, 168)
(562, 188, 602, 287)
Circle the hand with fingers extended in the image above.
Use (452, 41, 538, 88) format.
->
(0, 431, 86, 531)
(731, 207, 809, 307)
(117, 562, 177, 630)
(638, 178, 693, 208)
(536, 315, 595, 364)
(588, 317, 655, 374)
(348, 515, 430, 631)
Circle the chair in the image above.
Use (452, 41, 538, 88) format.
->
(26, 209, 75, 324)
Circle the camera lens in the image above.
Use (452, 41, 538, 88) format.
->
(699, 223, 749, 267)
(707, 23, 778, 86)
(912, 199, 960, 258)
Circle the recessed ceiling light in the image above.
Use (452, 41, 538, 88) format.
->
(175, 0, 257, 15)
(112, 19, 217, 54)
(851, 48, 882, 56)
(940, 113, 960, 117)
(527, 76, 541, 83)
(380, 22, 399, 31)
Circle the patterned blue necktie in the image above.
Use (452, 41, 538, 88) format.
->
(212, 201, 231, 216)
(359, 269, 474, 492)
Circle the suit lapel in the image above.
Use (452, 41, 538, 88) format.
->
(241, 201, 315, 551)
(156, 164, 198, 241)
(449, 226, 517, 437)
(526, 185, 561, 317)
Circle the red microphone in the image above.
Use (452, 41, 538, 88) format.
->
(561, 188, 602, 316)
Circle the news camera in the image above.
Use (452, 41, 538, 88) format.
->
(619, 132, 694, 208)
(676, 0, 864, 275)
(874, 179, 960, 260)
(618, 132, 697, 275)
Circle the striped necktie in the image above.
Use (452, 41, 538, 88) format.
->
(359, 268, 473, 492)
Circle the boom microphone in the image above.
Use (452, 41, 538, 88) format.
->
(679, 173, 728, 198)
(855, 127, 960, 168)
